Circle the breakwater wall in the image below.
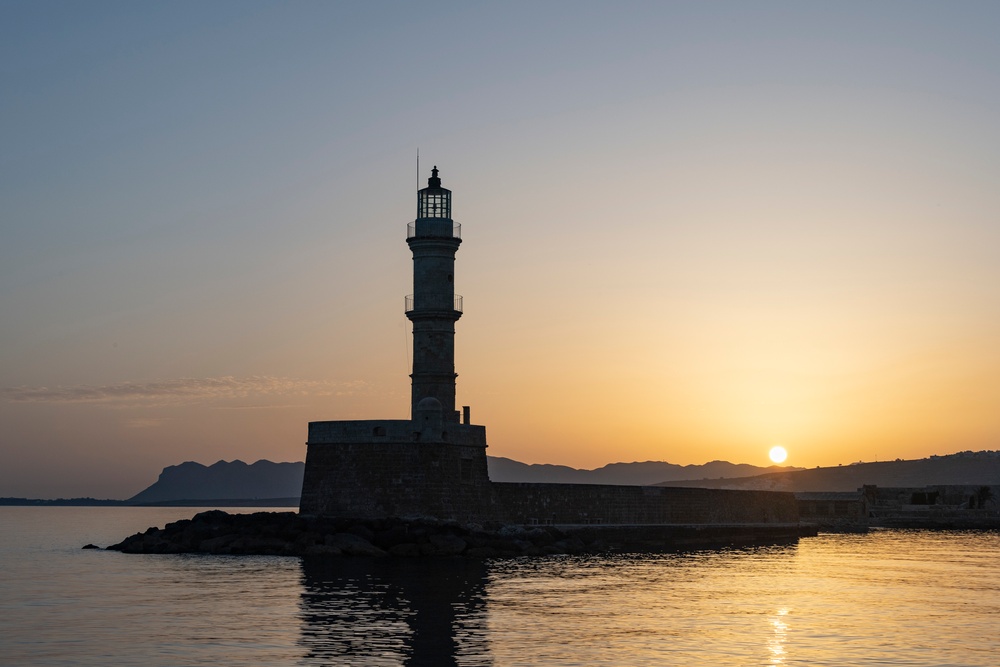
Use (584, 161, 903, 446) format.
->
(105, 511, 815, 557)
(490, 482, 800, 525)
(302, 422, 802, 527)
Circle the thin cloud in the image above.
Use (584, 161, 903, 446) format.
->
(123, 417, 170, 429)
(2, 376, 367, 405)
(211, 403, 312, 411)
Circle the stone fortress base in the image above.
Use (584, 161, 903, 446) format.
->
(300, 399, 801, 528)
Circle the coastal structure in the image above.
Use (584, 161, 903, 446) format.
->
(796, 484, 1000, 530)
(300, 167, 492, 521)
(300, 169, 800, 527)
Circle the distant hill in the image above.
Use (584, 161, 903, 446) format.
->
(487, 457, 801, 485)
(128, 460, 304, 503)
(126, 457, 800, 504)
(656, 451, 1000, 492)
(124, 452, 1000, 504)
(0, 497, 127, 506)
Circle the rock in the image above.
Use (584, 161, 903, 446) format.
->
(552, 537, 586, 553)
(373, 525, 412, 549)
(388, 542, 421, 557)
(512, 539, 535, 554)
(325, 532, 386, 557)
(465, 546, 499, 558)
(346, 524, 375, 542)
(106, 510, 818, 558)
(191, 509, 232, 524)
(463, 531, 489, 548)
(199, 534, 239, 553)
(229, 536, 290, 555)
(525, 528, 555, 546)
(303, 544, 343, 556)
(498, 525, 527, 537)
(81, 544, 100, 550)
(294, 531, 323, 548)
(427, 533, 467, 555)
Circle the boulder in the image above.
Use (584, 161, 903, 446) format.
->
(199, 534, 239, 554)
(303, 544, 343, 556)
(419, 533, 467, 556)
(388, 542, 421, 557)
(325, 532, 386, 557)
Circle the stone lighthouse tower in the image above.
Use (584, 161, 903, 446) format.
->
(299, 166, 490, 521)
(406, 167, 463, 422)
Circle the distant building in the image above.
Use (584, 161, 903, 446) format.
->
(299, 168, 800, 527)
(863, 484, 1000, 528)
(795, 491, 869, 529)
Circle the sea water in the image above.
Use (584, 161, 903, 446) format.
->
(1, 506, 998, 666)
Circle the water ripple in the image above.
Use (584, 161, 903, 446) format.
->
(2, 508, 997, 666)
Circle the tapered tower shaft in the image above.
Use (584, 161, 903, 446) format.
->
(405, 167, 462, 422)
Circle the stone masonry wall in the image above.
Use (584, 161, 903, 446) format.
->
(301, 420, 800, 526)
(490, 482, 799, 525)
(300, 420, 491, 523)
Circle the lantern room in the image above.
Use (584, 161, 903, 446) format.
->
(417, 166, 451, 219)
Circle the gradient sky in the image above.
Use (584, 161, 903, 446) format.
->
(3, 1, 1000, 498)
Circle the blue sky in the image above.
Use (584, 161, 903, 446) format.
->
(3, 1, 1000, 497)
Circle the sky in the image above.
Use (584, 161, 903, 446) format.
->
(3, 1, 1000, 498)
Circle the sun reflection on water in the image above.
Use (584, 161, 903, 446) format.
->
(767, 607, 789, 665)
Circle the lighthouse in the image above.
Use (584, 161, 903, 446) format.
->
(406, 166, 463, 422)
(300, 165, 490, 520)
(299, 167, 802, 530)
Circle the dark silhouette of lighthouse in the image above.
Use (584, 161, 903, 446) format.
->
(405, 167, 463, 422)
(300, 164, 489, 520)
(300, 166, 800, 529)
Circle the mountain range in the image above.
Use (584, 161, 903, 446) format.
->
(486, 457, 800, 486)
(127, 457, 799, 503)
(656, 451, 1000, 492)
(121, 451, 1000, 503)
(128, 459, 305, 503)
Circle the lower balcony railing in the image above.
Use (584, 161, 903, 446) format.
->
(405, 294, 463, 313)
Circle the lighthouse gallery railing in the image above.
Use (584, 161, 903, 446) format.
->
(406, 222, 462, 240)
(405, 294, 463, 313)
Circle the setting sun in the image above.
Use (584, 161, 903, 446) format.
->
(769, 446, 788, 464)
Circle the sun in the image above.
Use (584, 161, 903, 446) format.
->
(769, 446, 788, 464)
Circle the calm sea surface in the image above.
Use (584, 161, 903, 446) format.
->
(1, 507, 997, 666)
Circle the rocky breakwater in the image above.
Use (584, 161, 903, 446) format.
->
(104, 510, 815, 557)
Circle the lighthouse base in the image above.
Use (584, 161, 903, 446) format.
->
(300, 419, 491, 522)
